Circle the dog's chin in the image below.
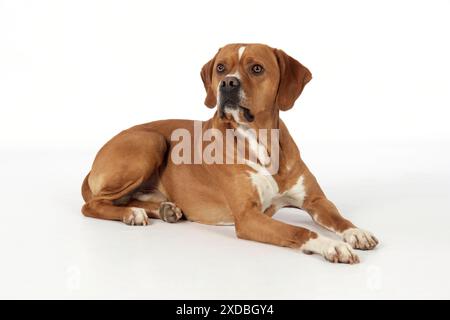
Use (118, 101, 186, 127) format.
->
(219, 102, 238, 119)
(219, 103, 255, 123)
(220, 100, 239, 110)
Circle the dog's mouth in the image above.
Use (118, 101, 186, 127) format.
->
(219, 102, 254, 123)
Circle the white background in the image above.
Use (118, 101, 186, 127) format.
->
(1, 0, 449, 299)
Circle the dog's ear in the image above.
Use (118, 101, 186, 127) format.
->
(200, 49, 220, 108)
(274, 49, 312, 111)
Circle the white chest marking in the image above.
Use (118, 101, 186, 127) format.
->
(246, 161, 306, 212)
(222, 109, 269, 166)
(247, 161, 279, 211)
(274, 175, 306, 210)
(238, 46, 246, 61)
(236, 125, 270, 165)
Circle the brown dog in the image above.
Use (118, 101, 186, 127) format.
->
(81, 43, 378, 264)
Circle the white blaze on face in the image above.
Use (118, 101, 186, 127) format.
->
(226, 71, 241, 79)
(238, 46, 246, 61)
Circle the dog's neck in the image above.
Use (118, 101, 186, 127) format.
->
(202, 107, 281, 169)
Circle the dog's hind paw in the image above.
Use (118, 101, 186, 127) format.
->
(159, 202, 183, 223)
(123, 207, 149, 226)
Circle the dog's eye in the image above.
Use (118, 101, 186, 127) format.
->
(251, 64, 264, 74)
(216, 64, 225, 73)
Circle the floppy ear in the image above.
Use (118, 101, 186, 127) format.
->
(200, 50, 220, 108)
(274, 49, 312, 111)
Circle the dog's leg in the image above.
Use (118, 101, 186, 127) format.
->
(127, 194, 183, 223)
(82, 199, 149, 225)
(81, 129, 168, 226)
(233, 203, 359, 264)
(301, 169, 379, 250)
(127, 191, 183, 223)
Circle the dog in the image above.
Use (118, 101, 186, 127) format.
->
(81, 43, 378, 264)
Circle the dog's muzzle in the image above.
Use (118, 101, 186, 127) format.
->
(219, 76, 241, 108)
(219, 76, 254, 122)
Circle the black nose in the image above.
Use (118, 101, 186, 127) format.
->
(220, 76, 240, 93)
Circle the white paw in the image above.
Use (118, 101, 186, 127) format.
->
(123, 208, 149, 226)
(342, 228, 378, 250)
(302, 236, 359, 264)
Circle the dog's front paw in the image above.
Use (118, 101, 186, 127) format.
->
(302, 236, 359, 264)
(342, 228, 378, 250)
(159, 202, 183, 223)
(123, 208, 149, 226)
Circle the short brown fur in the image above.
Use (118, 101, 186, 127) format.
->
(81, 43, 378, 263)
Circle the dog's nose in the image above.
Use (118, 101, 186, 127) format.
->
(220, 76, 240, 93)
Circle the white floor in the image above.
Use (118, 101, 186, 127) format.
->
(1, 140, 449, 299)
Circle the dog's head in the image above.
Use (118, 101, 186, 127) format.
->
(200, 43, 312, 124)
